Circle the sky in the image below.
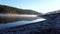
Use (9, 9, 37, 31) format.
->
(0, 0, 60, 13)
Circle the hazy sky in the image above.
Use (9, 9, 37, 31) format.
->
(0, 0, 60, 13)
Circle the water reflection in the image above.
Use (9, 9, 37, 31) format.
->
(0, 18, 46, 28)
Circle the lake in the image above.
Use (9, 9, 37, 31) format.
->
(0, 18, 46, 29)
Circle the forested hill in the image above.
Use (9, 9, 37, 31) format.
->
(0, 5, 40, 15)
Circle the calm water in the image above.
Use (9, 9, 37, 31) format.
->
(0, 18, 46, 28)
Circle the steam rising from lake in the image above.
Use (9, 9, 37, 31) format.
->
(0, 14, 37, 18)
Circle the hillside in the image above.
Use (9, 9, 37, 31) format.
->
(0, 5, 40, 15)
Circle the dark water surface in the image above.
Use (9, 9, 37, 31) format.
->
(0, 18, 46, 28)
